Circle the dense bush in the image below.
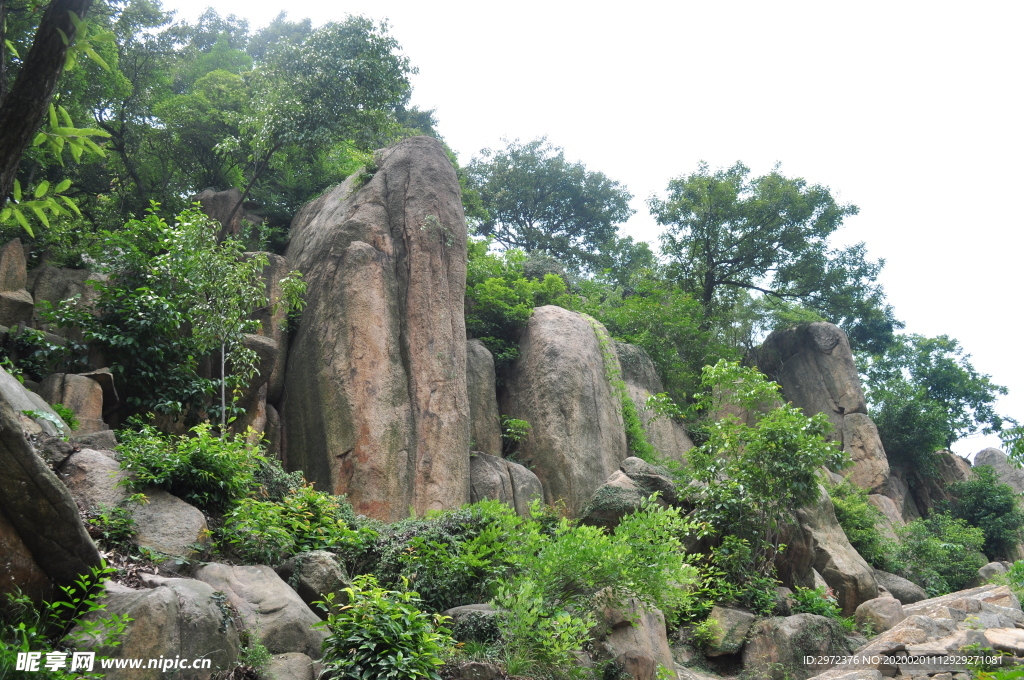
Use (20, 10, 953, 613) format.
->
(317, 575, 453, 680)
(896, 513, 986, 596)
(950, 466, 1024, 560)
(117, 422, 266, 512)
(829, 481, 901, 572)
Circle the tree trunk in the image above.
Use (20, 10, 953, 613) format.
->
(220, 341, 227, 435)
(0, 0, 93, 206)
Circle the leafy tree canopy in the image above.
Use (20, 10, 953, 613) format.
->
(649, 161, 901, 352)
(466, 137, 635, 273)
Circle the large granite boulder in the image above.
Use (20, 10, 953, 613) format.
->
(276, 550, 351, 616)
(466, 339, 501, 457)
(756, 323, 893, 496)
(38, 373, 106, 433)
(615, 342, 693, 463)
(250, 253, 293, 405)
(904, 450, 973, 516)
(581, 457, 677, 529)
(500, 306, 627, 516)
(0, 509, 52, 599)
(0, 365, 68, 435)
(974, 447, 1024, 493)
(593, 592, 677, 680)
(872, 570, 928, 605)
(469, 451, 543, 517)
(0, 238, 27, 291)
(0, 395, 100, 590)
(789, 486, 879, 616)
(75, 577, 240, 680)
(283, 137, 470, 521)
(194, 563, 327, 658)
(743, 614, 851, 680)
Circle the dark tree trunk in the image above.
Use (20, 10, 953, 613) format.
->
(0, 0, 93, 206)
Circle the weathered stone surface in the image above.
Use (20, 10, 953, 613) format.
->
(866, 494, 903, 540)
(873, 570, 928, 605)
(469, 451, 543, 517)
(132, 488, 208, 559)
(743, 614, 851, 680)
(615, 342, 693, 463)
(794, 486, 878, 615)
(502, 306, 627, 516)
(194, 563, 327, 658)
(0, 508, 52, 599)
(594, 592, 676, 679)
(0, 395, 100, 589)
(77, 578, 239, 680)
(0, 288, 33, 326)
(29, 266, 105, 327)
(70, 429, 118, 451)
(755, 322, 867, 442)
(35, 434, 75, 469)
(249, 253, 292, 404)
(619, 457, 677, 502)
(441, 603, 497, 621)
(194, 187, 245, 239)
(0, 364, 67, 435)
(265, 403, 281, 461)
(283, 136, 470, 521)
(967, 561, 1010, 589)
(39, 373, 106, 433)
(984, 627, 1024, 655)
(855, 596, 906, 633)
(259, 653, 314, 680)
(581, 469, 645, 529)
(975, 447, 1024, 493)
(900, 450, 973, 518)
(705, 606, 755, 656)
(276, 550, 351, 616)
(60, 448, 128, 510)
(841, 414, 890, 493)
(466, 339, 501, 457)
(0, 238, 27, 291)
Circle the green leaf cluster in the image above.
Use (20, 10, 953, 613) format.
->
(895, 513, 987, 596)
(949, 466, 1024, 561)
(829, 481, 901, 572)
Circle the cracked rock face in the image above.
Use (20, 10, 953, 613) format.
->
(283, 136, 470, 521)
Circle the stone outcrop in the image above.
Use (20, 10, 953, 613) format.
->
(782, 486, 878, 616)
(261, 653, 317, 680)
(252, 253, 292, 405)
(28, 265, 105, 329)
(0, 238, 34, 327)
(581, 457, 676, 528)
(854, 596, 905, 633)
(743, 613, 851, 680)
(501, 306, 627, 516)
(469, 451, 543, 517)
(1, 365, 67, 435)
(466, 339, 501, 457)
(615, 342, 693, 463)
(38, 373, 107, 433)
(0, 395, 100, 589)
(276, 550, 351, 616)
(283, 136, 470, 521)
(593, 592, 677, 680)
(974, 447, 1024, 493)
(756, 323, 892, 496)
(0, 510, 52, 599)
(904, 450, 973, 517)
(704, 606, 756, 656)
(194, 563, 327, 658)
(77, 577, 239, 680)
(194, 187, 245, 239)
(873, 570, 928, 605)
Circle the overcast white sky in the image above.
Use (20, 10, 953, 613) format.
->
(166, 0, 1024, 457)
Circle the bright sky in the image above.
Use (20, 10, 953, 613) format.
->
(166, 0, 1024, 458)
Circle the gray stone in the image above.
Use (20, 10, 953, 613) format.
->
(0, 289, 33, 326)
(967, 561, 1010, 589)
(501, 306, 627, 516)
(855, 596, 906, 634)
(70, 429, 118, 450)
(441, 603, 497, 621)
(704, 605, 755, 656)
(743, 614, 851, 680)
(454, 662, 503, 680)
(75, 578, 239, 680)
(0, 238, 27, 292)
(593, 591, 676, 679)
(469, 451, 543, 517)
(283, 137, 470, 521)
(194, 562, 327, 658)
(60, 448, 129, 511)
(39, 373, 106, 433)
(259, 653, 314, 680)
(0, 364, 67, 435)
(873, 570, 928, 604)
(841, 413, 890, 493)
(276, 550, 351, 616)
(975, 447, 1024, 493)
(131, 488, 208, 560)
(466, 339, 502, 457)
(581, 469, 645, 529)
(0, 508, 52, 600)
(615, 342, 693, 463)
(0, 396, 100, 589)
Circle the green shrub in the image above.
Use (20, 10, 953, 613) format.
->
(316, 575, 453, 680)
(998, 561, 1024, 601)
(117, 422, 266, 512)
(85, 493, 146, 553)
(219, 485, 364, 566)
(51, 404, 79, 432)
(950, 466, 1024, 560)
(829, 481, 901, 572)
(791, 585, 842, 618)
(896, 513, 987, 596)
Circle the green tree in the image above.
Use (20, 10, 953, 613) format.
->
(949, 466, 1024, 560)
(649, 161, 900, 352)
(862, 334, 1007, 470)
(466, 137, 635, 272)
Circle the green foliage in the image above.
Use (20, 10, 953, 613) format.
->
(0, 327, 84, 384)
(683, 536, 779, 620)
(862, 334, 1007, 472)
(117, 422, 265, 512)
(466, 137, 635, 273)
(829, 481, 900, 572)
(465, 241, 573, 371)
(219, 485, 364, 566)
(500, 416, 531, 458)
(686, 361, 847, 580)
(237, 629, 271, 671)
(85, 493, 146, 553)
(949, 466, 1024, 560)
(996, 560, 1024, 601)
(0, 564, 131, 680)
(791, 586, 842, 618)
(649, 161, 899, 352)
(691, 618, 722, 648)
(51, 404, 79, 432)
(896, 513, 987, 596)
(316, 576, 453, 680)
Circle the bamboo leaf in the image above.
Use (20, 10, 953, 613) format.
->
(34, 181, 51, 198)
(59, 106, 74, 128)
(49, 104, 59, 129)
(60, 196, 82, 216)
(55, 179, 72, 193)
(33, 133, 47, 146)
(13, 180, 22, 202)
(14, 209, 33, 237)
(31, 206, 51, 228)
(83, 46, 110, 72)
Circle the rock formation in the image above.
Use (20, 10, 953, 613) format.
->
(500, 306, 627, 516)
(469, 451, 543, 517)
(466, 339, 501, 457)
(283, 136, 470, 520)
(615, 342, 693, 462)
